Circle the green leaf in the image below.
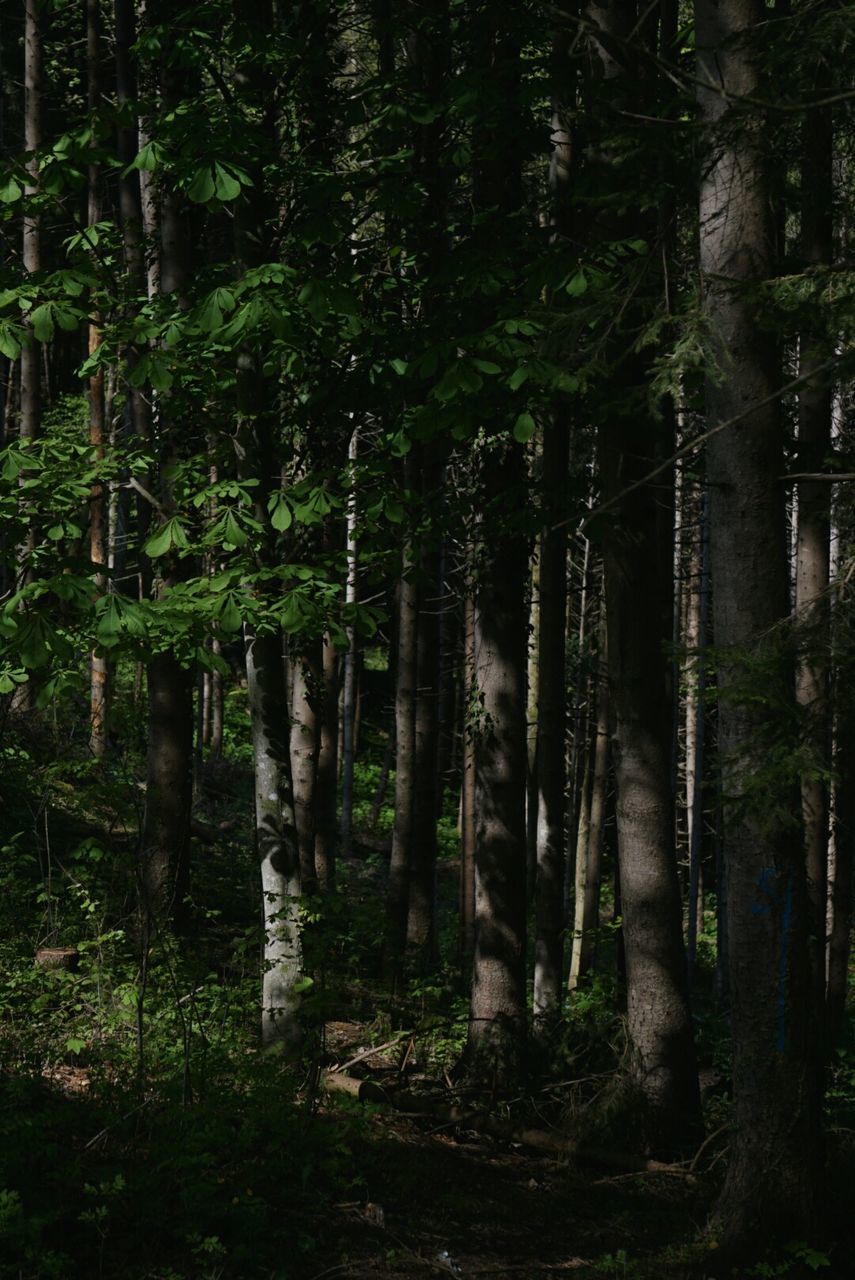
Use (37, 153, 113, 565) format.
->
(65, 1038, 86, 1055)
(384, 497, 404, 523)
(187, 166, 216, 203)
(132, 141, 160, 171)
(0, 176, 23, 204)
(144, 517, 188, 558)
(223, 510, 248, 547)
(390, 358, 408, 376)
(31, 304, 55, 343)
(298, 280, 329, 323)
(513, 412, 536, 444)
(217, 594, 243, 634)
(0, 323, 22, 360)
(508, 366, 529, 391)
(566, 270, 588, 297)
(148, 356, 173, 392)
(472, 358, 501, 375)
(269, 495, 293, 532)
(213, 163, 241, 201)
(198, 293, 223, 331)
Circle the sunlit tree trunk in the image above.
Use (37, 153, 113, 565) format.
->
(290, 640, 322, 896)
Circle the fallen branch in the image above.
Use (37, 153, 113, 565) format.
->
(332, 1029, 416, 1075)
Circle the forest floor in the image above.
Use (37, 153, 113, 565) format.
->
(1, 717, 854, 1280)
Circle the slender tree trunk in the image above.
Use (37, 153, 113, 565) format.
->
(385, 457, 419, 976)
(339, 429, 359, 857)
(245, 623, 302, 1050)
(526, 542, 541, 900)
(314, 629, 338, 891)
(407, 452, 442, 960)
(87, 0, 109, 757)
(290, 641, 321, 895)
(533, 416, 568, 1027)
(13, 0, 43, 713)
(686, 490, 710, 986)
(20, 0, 41, 453)
(460, 563, 476, 977)
(569, 610, 608, 991)
(697, 0, 819, 1246)
(232, 0, 304, 1046)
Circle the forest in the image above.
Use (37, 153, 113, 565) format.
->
(0, 0, 853, 1276)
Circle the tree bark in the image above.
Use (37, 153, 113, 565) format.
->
(589, 0, 700, 1152)
(697, 0, 819, 1247)
(290, 640, 322, 896)
(87, 0, 109, 758)
(468, 438, 528, 1081)
(569, 609, 609, 992)
(385, 456, 419, 977)
(795, 93, 833, 1022)
(314, 629, 339, 891)
(533, 416, 568, 1028)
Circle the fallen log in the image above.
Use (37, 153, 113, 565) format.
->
(320, 1073, 694, 1177)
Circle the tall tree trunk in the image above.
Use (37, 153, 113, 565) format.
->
(13, 0, 43, 713)
(569, 608, 608, 991)
(460, 562, 477, 977)
(590, 0, 700, 1151)
(795, 93, 833, 1022)
(87, 0, 109, 757)
(407, 452, 443, 961)
(244, 621, 302, 1050)
(339, 429, 359, 857)
(140, 36, 195, 927)
(468, 439, 528, 1079)
(464, 8, 528, 1084)
(385, 456, 419, 977)
(697, 0, 819, 1247)
(233, 0, 304, 1046)
(533, 418, 568, 1027)
(314, 629, 338, 891)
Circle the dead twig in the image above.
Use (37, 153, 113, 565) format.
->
(332, 1029, 416, 1074)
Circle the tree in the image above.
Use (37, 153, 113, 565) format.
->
(696, 0, 819, 1249)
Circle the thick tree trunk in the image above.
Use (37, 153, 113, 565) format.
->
(590, 0, 700, 1151)
(697, 0, 819, 1247)
(467, 437, 528, 1080)
(795, 96, 833, 1020)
